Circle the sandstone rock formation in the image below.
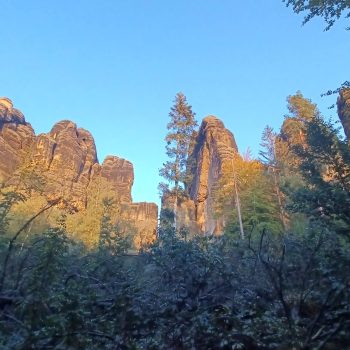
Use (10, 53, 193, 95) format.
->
(163, 115, 238, 235)
(0, 97, 157, 246)
(337, 88, 350, 140)
(99, 156, 133, 203)
(32, 120, 99, 209)
(123, 202, 158, 247)
(0, 98, 35, 182)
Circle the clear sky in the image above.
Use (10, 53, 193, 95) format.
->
(1, 0, 349, 206)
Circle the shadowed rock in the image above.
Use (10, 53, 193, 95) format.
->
(189, 116, 238, 234)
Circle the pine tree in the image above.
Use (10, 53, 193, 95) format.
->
(159, 92, 197, 228)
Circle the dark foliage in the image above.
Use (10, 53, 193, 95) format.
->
(0, 217, 349, 349)
(284, 0, 350, 30)
(290, 116, 350, 238)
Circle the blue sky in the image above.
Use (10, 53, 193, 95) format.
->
(1, 0, 349, 206)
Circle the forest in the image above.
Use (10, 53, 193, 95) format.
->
(1, 1, 350, 349)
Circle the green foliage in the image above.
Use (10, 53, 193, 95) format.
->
(259, 125, 278, 167)
(290, 115, 350, 237)
(159, 207, 175, 235)
(278, 91, 320, 174)
(159, 92, 197, 196)
(284, 0, 350, 30)
(226, 173, 284, 237)
(65, 176, 137, 249)
(286, 91, 319, 121)
(0, 220, 349, 349)
(267, 92, 323, 231)
(14, 165, 47, 196)
(98, 198, 131, 254)
(0, 190, 26, 235)
(213, 154, 283, 238)
(260, 126, 288, 230)
(1, 90, 350, 349)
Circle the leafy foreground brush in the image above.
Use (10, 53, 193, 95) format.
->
(0, 222, 349, 349)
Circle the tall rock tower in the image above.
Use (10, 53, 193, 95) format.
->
(162, 115, 238, 235)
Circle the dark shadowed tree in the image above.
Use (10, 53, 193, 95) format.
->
(290, 115, 350, 238)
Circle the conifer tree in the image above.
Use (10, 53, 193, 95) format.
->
(159, 92, 197, 228)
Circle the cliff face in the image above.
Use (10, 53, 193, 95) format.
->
(189, 116, 238, 234)
(163, 115, 237, 235)
(99, 156, 134, 203)
(337, 88, 350, 140)
(0, 98, 35, 181)
(0, 97, 157, 246)
(32, 120, 99, 209)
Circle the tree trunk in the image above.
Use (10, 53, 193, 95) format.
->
(174, 180, 178, 230)
(272, 167, 287, 230)
(232, 159, 244, 239)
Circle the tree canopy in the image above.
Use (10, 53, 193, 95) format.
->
(284, 0, 350, 30)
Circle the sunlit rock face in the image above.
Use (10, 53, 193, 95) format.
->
(31, 120, 99, 209)
(337, 88, 350, 141)
(99, 156, 134, 203)
(162, 115, 238, 235)
(0, 97, 158, 246)
(0, 98, 35, 182)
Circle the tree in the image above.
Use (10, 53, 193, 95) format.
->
(269, 93, 321, 231)
(290, 115, 350, 237)
(159, 92, 197, 228)
(98, 198, 131, 254)
(232, 156, 245, 239)
(66, 176, 120, 247)
(213, 152, 283, 239)
(260, 126, 287, 229)
(284, 0, 350, 30)
(276, 92, 319, 178)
